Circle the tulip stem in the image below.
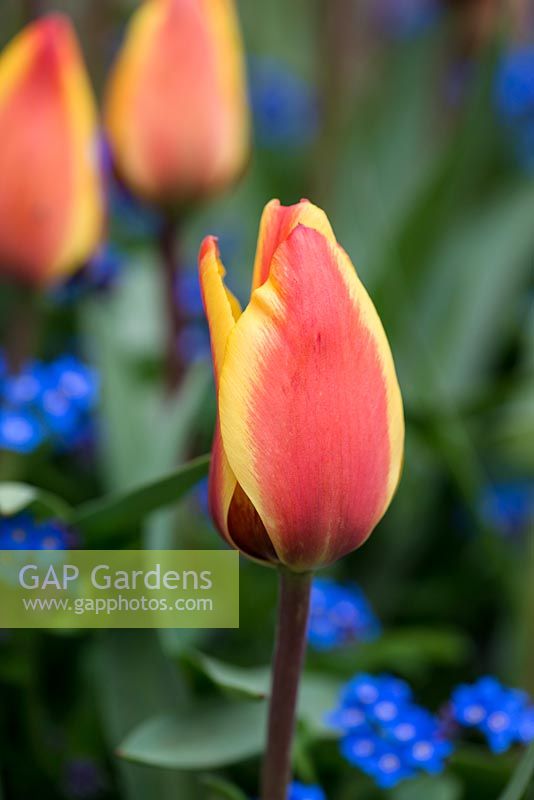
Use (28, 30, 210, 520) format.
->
(312, 0, 357, 202)
(261, 569, 312, 800)
(3, 285, 40, 375)
(158, 216, 186, 393)
(22, 0, 44, 23)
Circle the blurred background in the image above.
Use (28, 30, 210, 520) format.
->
(0, 0, 533, 798)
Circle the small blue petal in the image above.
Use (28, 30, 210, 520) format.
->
(41, 390, 80, 438)
(341, 731, 381, 767)
(451, 676, 532, 753)
(0, 514, 70, 550)
(51, 357, 99, 411)
(496, 46, 534, 119)
(0, 351, 99, 456)
(3, 364, 48, 406)
(481, 481, 534, 536)
(495, 45, 534, 169)
(289, 782, 326, 800)
(518, 707, 534, 743)
(0, 410, 44, 454)
(308, 579, 381, 650)
(333, 672, 453, 789)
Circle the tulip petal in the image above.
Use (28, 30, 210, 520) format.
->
(219, 225, 404, 571)
(207, 422, 238, 549)
(199, 235, 278, 563)
(53, 21, 104, 278)
(200, 0, 250, 185)
(251, 198, 336, 291)
(199, 235, 241, 383)
(198, 235, 239, 548)
(105, 0, 249, 202)
(0, 15, 103, 285)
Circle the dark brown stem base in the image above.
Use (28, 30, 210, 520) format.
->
(261, 570, 312, 800)
(159, 217, 186, 394)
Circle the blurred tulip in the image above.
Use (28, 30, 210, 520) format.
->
(199, 199, 404, 572)
(104, 0, 250, 205)
(0, 15, 104, 287)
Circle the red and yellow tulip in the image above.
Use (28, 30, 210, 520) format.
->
(104, 0, 249, 205)
(0, 14, 104, 287)
(199, 199, 405, 572)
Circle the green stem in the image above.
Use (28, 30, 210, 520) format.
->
(261, 569, 312, 800)
(158, 217, 186, 394)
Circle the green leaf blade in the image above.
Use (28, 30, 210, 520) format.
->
(118, 701, 267, 770)
(0, 482, 71, 521)
(72, 454, 210, 540)
(498, 742, 534, 800)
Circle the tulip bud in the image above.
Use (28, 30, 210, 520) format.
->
(199, 199, 405, 572)
(104, 0, 250, 205)
(0, 15, 104, 287)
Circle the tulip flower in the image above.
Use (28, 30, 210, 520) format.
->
(199, 199, 405, 573)
(104, 0, 250, 205)
(0, 15, 104, 287)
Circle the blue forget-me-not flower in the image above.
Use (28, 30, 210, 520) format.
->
(308, 578, 381, 650)
(330, 673, 453, 788)
(0, 513, 71, 550)
(451, 676, 534, 753)
(496, 45, 534, 170)
(0, 354, 99, 455)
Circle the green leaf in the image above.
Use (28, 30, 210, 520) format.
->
(189, 651, 270, 700)
(200, 775, 248, 800)
(72, 454, 210, 540)
(188, 652, 340, 739)
(0, 482, 71, 520)
(92, 631, 198, 800)
(82, 264, 211, 491)
(392, 775, 462, 800)
(118, 700, 267, 770)
(397, 183, 534, 410)
(298, 673, 340, 737)
(312, 628, 471, 679)
(498, 742, 534, 800)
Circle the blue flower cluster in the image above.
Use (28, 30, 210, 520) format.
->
(481, 481, 534, 537)
(253, 782, 325, 800)
(248, 57, 319, 150)
(0, 354, 98, 454)
(330, 674, 453, 788)
(451, 677, 534, 753)
(0, 513, 71, 550)
(308, 578, 381, 650)
(289, 782, 325, 800)
(496, 45, 534, 170)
